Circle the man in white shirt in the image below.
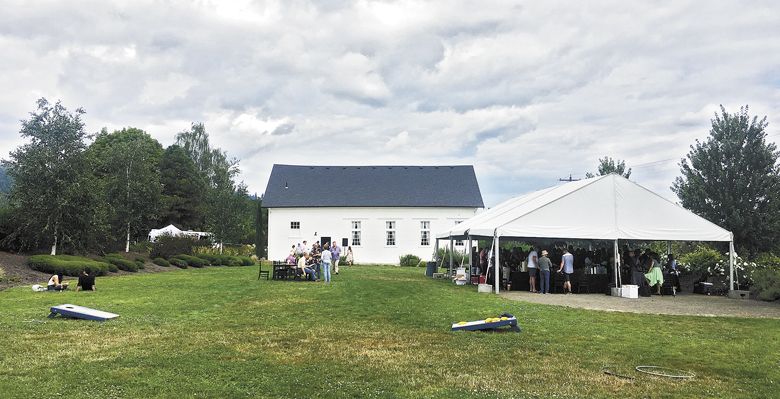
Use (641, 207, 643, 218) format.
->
(527, 248, 538, 293)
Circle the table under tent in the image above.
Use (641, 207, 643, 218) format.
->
(434, 174, 736, 295)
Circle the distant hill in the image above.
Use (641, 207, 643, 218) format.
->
(0, 166, 11, 194)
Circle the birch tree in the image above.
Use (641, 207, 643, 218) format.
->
(89, 128, 163, 252)
(3, 99, 90, 255)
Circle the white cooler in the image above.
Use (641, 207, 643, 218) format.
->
(621, 284, 638, 299)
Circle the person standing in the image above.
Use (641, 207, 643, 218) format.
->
(558, 247, 575, 294)
(538, 250, 552, 294)
(330, 241, 341, 274)
(346, 246, 354, 265)
(527, 247, 539, 293)
(321, 243, 332, 283)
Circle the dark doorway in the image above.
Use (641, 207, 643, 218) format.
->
(320, 236, 331, 247)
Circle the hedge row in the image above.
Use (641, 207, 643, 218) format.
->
(169, 258, 187, 268)
(171, 254, 207, 268)
(152, 258, 170, 267)
(104, 254, 139, 272)
(28, 255, 113, 277)
(193, 254, 254, 266)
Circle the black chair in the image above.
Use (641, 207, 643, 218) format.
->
(577, 272, 591, 293)
(257, 262, 270, 280)
(553, 272, 565, 293)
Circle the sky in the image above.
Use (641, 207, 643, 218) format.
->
(1, 0, 779, 206)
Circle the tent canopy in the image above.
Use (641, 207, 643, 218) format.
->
(436, 174, 732, 242)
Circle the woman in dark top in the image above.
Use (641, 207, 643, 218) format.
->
(76, 270, 96, 292)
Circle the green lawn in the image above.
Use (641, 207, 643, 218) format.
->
(0, 266, 777, 398)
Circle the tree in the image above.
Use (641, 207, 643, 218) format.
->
(88, 128, 164, 252)
(0, 165, 12, 194)
(176, 123, 215, 183)
(585, 156, 632, 178)
(2, 98, 99, 254)
(672, 105, 780, 255)
(159, 145, 206, 229)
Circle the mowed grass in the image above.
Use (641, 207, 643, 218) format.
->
(0, 266, 777, 398)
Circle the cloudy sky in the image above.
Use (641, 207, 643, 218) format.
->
(1, 0, 779, 206)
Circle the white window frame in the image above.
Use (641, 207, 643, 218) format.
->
(420, 221, 430, 246)
(386, 221, 396, 246)
(351, 221, 362, 246)
(454, 220, 464, 246)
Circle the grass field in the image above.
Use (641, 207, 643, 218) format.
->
(0, 266, 777, 398)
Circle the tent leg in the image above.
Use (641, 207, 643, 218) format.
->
(467, 237, 473, 280)
(494, 234, 500, 294)
(614, 239, 620, 288)
(729, 239, 735, 292)
(666, 241, 672, 256)
(449, 237, 454, 277)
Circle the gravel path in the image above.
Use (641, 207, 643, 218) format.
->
(501, 291, 780, 319)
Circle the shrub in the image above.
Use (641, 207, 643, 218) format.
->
(194, 244, 256, 257)
(134, 256, 146, 263)
(750, 268, 780, 301)
(169, 258, 187, 268)
(103, 256, 139, 272)
(152, 258, 170, 267)
(28, 255, 112, 277)
(679, 245, 723, 276)
(135, 260, 145, 269)
(399, 254, 421, 267)
(172, 254, 207, 268)
(129, 241, 153, 254)
(151, 235, 196, 259)
(435, 248, 467, 267)
(195, 253, 220, 265)
(237, 256, 255, 266)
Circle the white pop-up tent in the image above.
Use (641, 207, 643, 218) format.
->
(435, 174, 735, 294)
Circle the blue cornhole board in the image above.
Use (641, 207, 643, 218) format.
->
(451, 313, 521, 332)
(49, 304, 119, 321)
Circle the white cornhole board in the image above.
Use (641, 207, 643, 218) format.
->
(49, 304, 119, 321)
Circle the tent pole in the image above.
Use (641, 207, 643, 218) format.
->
(494, 233, 500, 294)
(467, 236, 473, 280)
(614, 239, 620, 288)
(434, 238, 439, 265)
(666, 241, 672, 256)
(729, 237, 735, 292)
(449, 236, 454, 277)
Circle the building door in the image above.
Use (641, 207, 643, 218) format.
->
(320, 236, 331, 248)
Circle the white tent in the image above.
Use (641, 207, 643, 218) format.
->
(148, 224, 183, 242)
(435, 174, 735, 294)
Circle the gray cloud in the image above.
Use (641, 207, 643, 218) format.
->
(1, 0, 779, 207)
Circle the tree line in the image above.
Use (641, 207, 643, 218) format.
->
(0, 98, 259, 255)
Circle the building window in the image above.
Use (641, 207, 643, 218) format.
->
(290, 221, 300, 230)
(454, 220, 464, 246)
(386, 221, 396, 246)
(351, 221, 361, 246)
(420, 221, 430, 246)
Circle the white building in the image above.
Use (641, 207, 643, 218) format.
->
(263, 165, 484, 264)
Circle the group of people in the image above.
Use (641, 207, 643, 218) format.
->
(285, 240, 353, 282)
(624, 249, 680, 295)
(44, 270, 96, 292)
(525, 247, 575, 294)
(477, 244, 681, 296)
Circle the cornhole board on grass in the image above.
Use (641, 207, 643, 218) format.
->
(48, 304, 119, 321)
(451, 313, 520, 332)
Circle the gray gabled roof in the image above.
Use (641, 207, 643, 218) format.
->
(262, 164, 484, 208)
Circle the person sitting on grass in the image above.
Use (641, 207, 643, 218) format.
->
(47, 273, 68, 291)
(298, 252, 316, 281)
(75, 269, 96, 292)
